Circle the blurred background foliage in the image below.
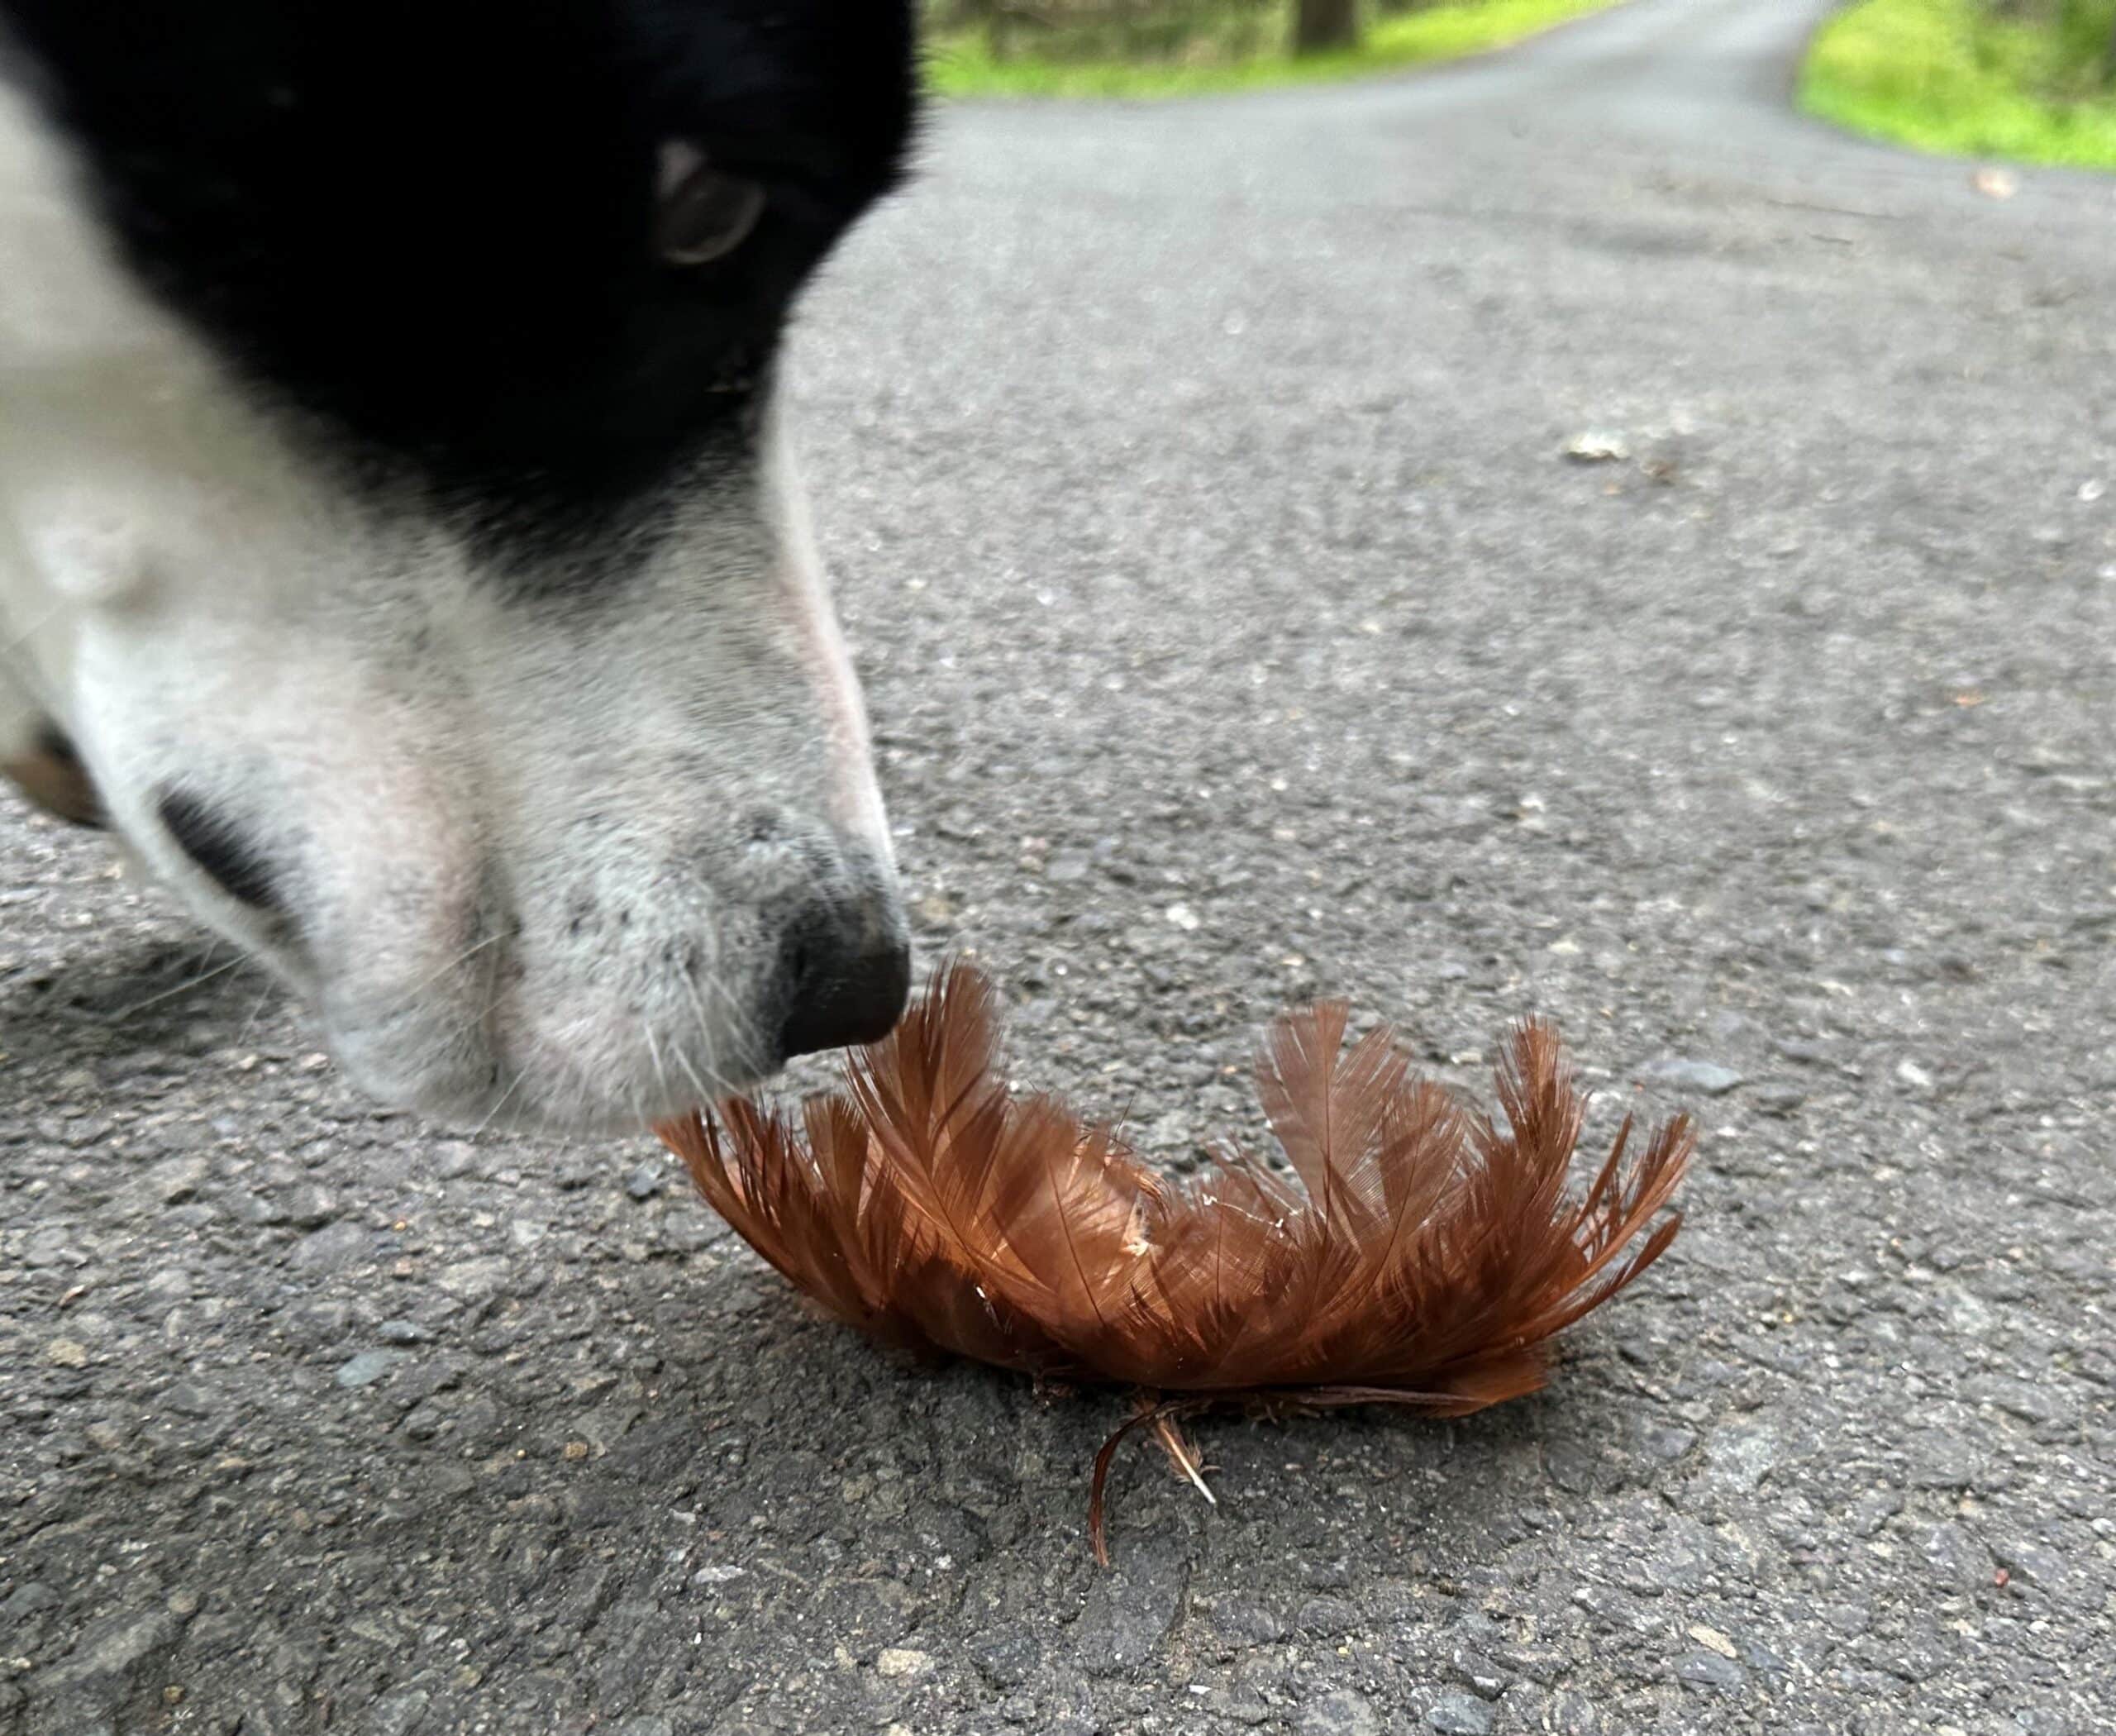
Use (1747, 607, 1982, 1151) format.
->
(1802, 0, 2116, 166)
(921, 0, 1618, 96)
(919, 0, 2116, 169)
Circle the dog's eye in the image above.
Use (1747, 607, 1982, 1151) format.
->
(655, 142, 765, 267)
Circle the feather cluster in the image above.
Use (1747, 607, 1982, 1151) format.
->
(657, 961, 1692, 1560)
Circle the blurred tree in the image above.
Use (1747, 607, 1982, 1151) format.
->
(931, 0, 1290, 65)
(1292, 0, 1361, 54)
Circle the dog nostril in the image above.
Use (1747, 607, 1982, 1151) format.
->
(777, 905, 912, 1061)
(155, 789, 281, 912)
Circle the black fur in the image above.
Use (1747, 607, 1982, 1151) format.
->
(0, 1, 917, 569)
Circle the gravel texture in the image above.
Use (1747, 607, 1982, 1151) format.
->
(4, 0, 2114, 1730)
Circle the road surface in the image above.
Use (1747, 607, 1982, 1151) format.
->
(4, 0, 2113, 1730)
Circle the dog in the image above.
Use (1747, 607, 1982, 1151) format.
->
(0, 2, 921, 1133)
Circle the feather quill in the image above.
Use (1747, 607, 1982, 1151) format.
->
(658, 961, 1693, 1562)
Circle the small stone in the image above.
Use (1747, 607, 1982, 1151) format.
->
(298, 1300, 353, 1338)
(1075, 1542, 1188, 1674)
(1046, 851, 1090, 884)
(290, 1219, 369, 1271)
(1966, 1375, 2065, 1426)
(400, 1401, 448, 1443)
(377, 1319, 431, 1345)
(625, 1163, 665, 1201)
(1905, 1431, 1980, 1490)
(1705, 1424, 1780, 1492)
(1919, 1521, 1994, 1591)
(876, 1648, 932, 1679)
(84, 1419, 129, 1453)
(563, 1440, 592, 1462)
(1164, 902, 1200, 932)
(150, 1157, 210, 1204)
(1209, 1601, 1289, 1645)
(370, 1691, 431, 1736)
(1818, 1601, 1866, 1639)
(1451, 1651, 1511, 1700)
(1564, 431, 1629, 463)
(1425, 1693, 1492, 1735)
(1640, 1424, 1698, 1462)
(2, 1584, 57, 1619)
(283, 1184, 338, 1229)
(1302, 1557, 1352, 1591)
(37, 1608, 177, 1700)
(1294, 1595, 1361, 1638)
(1300, 1690, 1380, 1736)
(160, 1382, 217, 1419)
(1636, 1058, 1742, 1095)
(1674, 1650, 1747, 1693)
(1687, 1624, 1737, 1658)
(656, 1216, 722, 1256)
(1990, 1537, 2069, 1593)
(45, 1338, 88, 1368)
(335, 1350, 406, 1390)
(1750, 1082, 1806, 1116)
(972, 1631, 1040, 1689)
(435, 1257, 508, 1300)
(142, 1270, 192, 1303)
(166, 1591, 199, 1619)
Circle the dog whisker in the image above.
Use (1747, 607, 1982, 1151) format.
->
(104, 946, 250, 1024)
(235, 980, 282, 1047)
(404, 928, 508, 1003)
(643, 1018, 679, 1116)
(677, 964, 758, 1086)
(674, 1047, 725, 1113)
(693, 959, 765, 1059)
(470, 1067, 527, 1138)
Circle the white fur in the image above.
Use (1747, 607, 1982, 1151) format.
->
(0, 77, 900, 1131)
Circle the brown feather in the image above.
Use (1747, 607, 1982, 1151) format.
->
(656, 960, 1694, 1561)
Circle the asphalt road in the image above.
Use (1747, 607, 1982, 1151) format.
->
(6, 0, 2115, 1730)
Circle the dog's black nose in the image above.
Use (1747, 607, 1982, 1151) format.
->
(777, 902, 912, 1060)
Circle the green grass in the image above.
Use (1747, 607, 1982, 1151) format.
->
(927, 0, 1625, 100)
(1800, 0, 2116, 169)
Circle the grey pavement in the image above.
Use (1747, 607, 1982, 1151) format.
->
(4, 0, 2114, 1730)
